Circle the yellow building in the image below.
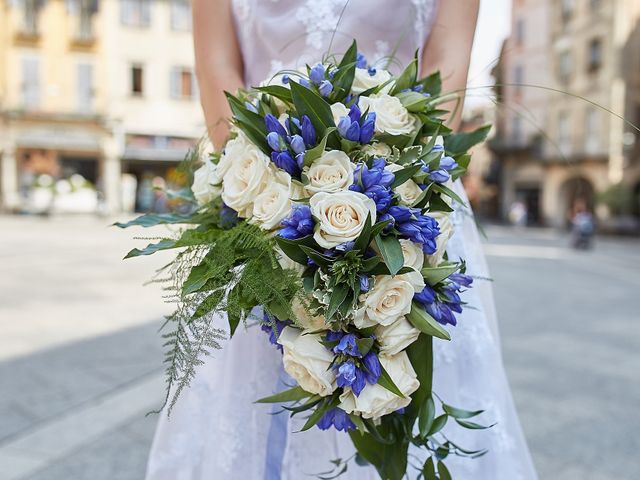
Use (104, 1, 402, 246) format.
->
(492, 0, 640, 228)
(0, 0, 204, 213)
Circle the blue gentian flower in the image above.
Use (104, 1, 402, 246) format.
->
(271, 150, 300, 177)
(317, 408, 356, 432)
(448, 273, 473, 289)
(290, 135, 306, 155)
(318, 80, 333, 97)
(219, 204, 239, 229)
(281, 74, 290, 84)
(378, 213, 395, 233)
(336, 361, 357, 387)
(440, 156, 458, 171)
(415, 284, 437, 305)
(356, 53, 368, 69)
(261, 313, 291, 352)
(336, 104, 377, 144)
(299, 78, 311, 88)
(333, 333, 361, 357)
(301, 115, 317, 146)
(390, 207, 440, 254)
(368, 66, 377, 76)
(309, 63, 325, 85)
(264, 113, 287, 137)
(349, 159, 394, 214)
(428, 168, 450, 183)
(278, 204, 314, 239)
(326, 331, 344, 343)
(266, 131, 286, 152)
(359, 274, 370, 293)
(362, 352, 381, 384)
(244, 101, 258, 113)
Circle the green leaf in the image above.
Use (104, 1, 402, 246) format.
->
(455, 419, 494, 430)
(433, 183, 466, 207)
(289, 81, 336, 136)
(428, 414, 448, 436)
(355, 337, 374, 356)
(182, 262, 213, 295)
(391, 52, 418, 95)
(225, 92, 270, 152)
(304, 127, 337, 166)
(191, 288, 225, 320)
(437, 461, 453, 480)
(349, 414, 367, 433)
(419, 71, 442, 96)
(422, 457, 437, 480)
(390, 164, 422, 188)
(255, 386, 312, 404)
(300, 245, 335, 269)
(419, 397, 436, 439)
(325, 283, 350, 320)
(396, 91, 429, 112)
(407, 303, 451, 341)
(374, 234, 404, 276)
(254, 84, 293, 103)
(377, 365, 405, 398)
(124, 239, 176, 258)
(353, 213, 373, 252)
(114, 213, 195, 228)
(442, 404, 484, 420)
(421, 264, 459, 286)
(444, 125, 491, 156)
(397, 145, 423, 165)
(407, 334, 432, 419)
(331, 40, 357, 99)
(275, 235, 315, 265)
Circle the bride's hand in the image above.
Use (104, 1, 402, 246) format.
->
(193, 0, 245, 149)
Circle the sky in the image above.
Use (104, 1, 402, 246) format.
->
(466, 0, 512, 109)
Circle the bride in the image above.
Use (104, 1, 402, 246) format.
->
(146, 1, 538, 479)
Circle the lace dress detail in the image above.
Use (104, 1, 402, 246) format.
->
(146, 1, 538, 479)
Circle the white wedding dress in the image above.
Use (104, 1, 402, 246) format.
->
(146, 1, 539, 479)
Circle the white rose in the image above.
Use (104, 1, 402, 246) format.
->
(192, 159, 221, 205)
(425, 212, 454, 267)
(376, 317, 421, 355)
(221, 142, 272, 216)
(218, 131, 251, 179)
(251, 170, 292, 230)
(309, 191, 377, 249)
(278, 327, 336, 396)
(304, 150, 355, 194)
(359, 94, 416, 136)
(339, 352, 419, 418)
(361, 142, 392, 158)
(291, 295, 327, 331)
(330, 102, 350, 126)
(355, 275, 415, 328)
(386, 163, 423, 206)
(352, 68, 393, 94)
(399, 239, 425, 291)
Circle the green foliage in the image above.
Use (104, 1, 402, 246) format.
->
(597, 182, 635, 215)
(444, 125, 491, 156)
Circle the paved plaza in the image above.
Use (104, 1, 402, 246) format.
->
(0, 215, 639, 479)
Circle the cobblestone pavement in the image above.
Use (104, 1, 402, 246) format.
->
(1, 216, 639, 480)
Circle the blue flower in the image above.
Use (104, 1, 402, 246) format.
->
(428, 168, 450, 183)
(350, 159, 394, 214)
(336, 361, 357, 387)
(317, 408, 356, 432)
(359, 274, 370, 292)
(264, 113, 287, 137)
(281, 75, 290, 84)
(325, 331, 344, 343)
(271, 150, 300, 177)
(261, 313, 291, 352)
(440, 156, 458, 171)
(290, 134, 306, 155)
(336, 105, 377, 144)
(301, 115, 317, 146)
(266, 131, 286, 152)
(356, 53, 368, 69)
(362, 352, 381, 384)
(309, 63, 326, 85)
(318, 80, 333, 97)
(448, 273, 473, 289)
(278, 204, 314, 239)
(219, 204, 239, 229)
(378, 213, 395, 232)
(333, 333, 361, 357)
(390, 207, 440, 253)
(414, 284, 437, 305)
(367, 66, 377, 76)
(244, 101, 258, 113)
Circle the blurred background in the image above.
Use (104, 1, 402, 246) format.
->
(0, 0, 639, 479)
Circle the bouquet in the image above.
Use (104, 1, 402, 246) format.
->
(118, 41, 492, 479)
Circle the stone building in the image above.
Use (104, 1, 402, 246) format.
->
(492, 0, 640, 227)
(0, 0, 204, 214)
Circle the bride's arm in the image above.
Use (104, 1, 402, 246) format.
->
(192, 0, 245, 148)
(420, 0, 480, 131)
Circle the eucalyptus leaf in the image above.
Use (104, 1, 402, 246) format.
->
(418, 397, 436, 439)
(422, 457, 437, 480)
(255, 386, 312, 404)
(427, 414, 448, 436)
(421, 264, 459, 286)
(442, 404, 484, 420)
(455, 419, 494, 430)
(437, 461, 453, 480)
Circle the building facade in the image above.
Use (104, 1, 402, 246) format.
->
(492, 0, 640, 227)
(0, 0, 204, 214)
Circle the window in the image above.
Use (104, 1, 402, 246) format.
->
(515, 18, 525, 46)
(21, 0, 41, 35)
(558, 112, 571, 155)
(170, 0, 191, 31)
(77, 0, 95, 40)
(588, 38, 602, 72)
(558, 50, 573, 83)
(77, 63, 93, 113)
(22, 56, 40, 109)
(561, 0, 573, 24)
(170, 67, 197, 99)
(512, 116, 523, 144)
(513, 65, 524, 94)
(120, 0, 151, 27)
(585, 108, 599, 153)
(131, 64, 144, 96)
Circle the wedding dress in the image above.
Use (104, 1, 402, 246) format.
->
(145, 1, 538, 479)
